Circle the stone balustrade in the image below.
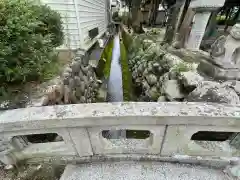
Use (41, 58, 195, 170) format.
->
(0, 102, 240, 166)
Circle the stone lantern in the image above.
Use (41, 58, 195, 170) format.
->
(185, 0, 226, 50)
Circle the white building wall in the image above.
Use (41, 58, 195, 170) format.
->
(41, 0, 108, 50)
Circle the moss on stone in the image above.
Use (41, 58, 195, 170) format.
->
(120, 40, 133, 101)
(96, 37, 114, 79)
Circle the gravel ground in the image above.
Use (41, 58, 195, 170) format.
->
(0, 164, 65, 180)
(60, 161, 235, 180)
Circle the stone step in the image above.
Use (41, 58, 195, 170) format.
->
(60, 161, 233, 180)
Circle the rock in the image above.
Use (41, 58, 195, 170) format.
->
(63, 85, 71, 104)
(210, 35, 226, 57)
(162, 53, 183, 68)
(55, 84, 64, 103)
(68, 78, 75, 90)
(79, 69, 84, 78)
(146, 86, 160, 101)
(168, 71, 179, 80)
(143, 69, 148, 77)
(64, 67, 72, 74)
(157, 96, 166, 102)
(132, 70, 138, 79)
(86, 99, 92, 103)
(70, 92, 78, 103)
(75, 87, 82, 98)
(159, 72, 169, 84)
(230, 23, 240, 40)
(40, 96, 49, 106)
(179, 71, 204, 88)
(74, 56, 82, 62)
(137, 64, 144, 73)
(81, 66, 88, 75)
(97, 88, 107, 102)
(82, 75, 88, 84)
(79, 80, 85, 93)
(222, 80, 240, 96)
(71, 61, 81, 74)
(147, 63, 153, 72)
(142, 80, 150, 90)
(80, 96, 86, 103)
(146, 74, 157, 86)
(162, 80, 184, 101)
(62, 72, 70, 85)
(74, 76, 81, 86)
(186, 81, 240, 104)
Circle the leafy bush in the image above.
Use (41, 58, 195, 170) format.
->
(34, 5, 64, 47)
(0, 0, 64, 84)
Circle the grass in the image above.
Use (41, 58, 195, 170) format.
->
(120, 29, 133, 101)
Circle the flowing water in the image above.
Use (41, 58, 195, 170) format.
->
(107, 35, 123, 102)
(106, 34, 126, 139)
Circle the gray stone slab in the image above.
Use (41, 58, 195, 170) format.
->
(1, 102, 240, 133)
(161, 125, 240, 157)
(60, 162, 233, 180)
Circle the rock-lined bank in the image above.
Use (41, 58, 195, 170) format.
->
(128, 36, 199, 102)
(31, 53, 102, 106)
(126, 31, 240, 104)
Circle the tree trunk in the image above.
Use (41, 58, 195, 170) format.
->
(151, 0, 161, 25)
(224, 7, 232, 32)
(131, 0, 144, 33)
(132, 7, 144, 33)
(178, 8, 195, 48)
(233, 7, 240, 24)
(163, 0, 185, 44)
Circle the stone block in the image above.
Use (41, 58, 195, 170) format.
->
(88, 125, 166, 155)
(161, 125, 240, 157)
(68, 128, 93, 157)
(0, 128, 78, 165)
(198, 60, 240, 80)
(190, 0, 225, 9)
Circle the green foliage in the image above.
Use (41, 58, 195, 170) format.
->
(0, 0, 64, 84)
(170, 62, 194, 73)
(121, 27, 133, 50)
(112, 12, 122, 22)
(120, 38, 133, 101)
(33, 5, 64, 47)
(96, 38, 114, 79)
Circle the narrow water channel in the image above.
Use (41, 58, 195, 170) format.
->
(107, 35, 123, 102)
(106, 34, 126, 139)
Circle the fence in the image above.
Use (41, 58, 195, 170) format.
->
(0, 102, 239, 166)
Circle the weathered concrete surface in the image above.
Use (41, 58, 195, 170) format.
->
(60, 162, 234, 180)
(162, 125, 240, 157)
(1, 102, 240, 132)
(88, 125, 165, 155)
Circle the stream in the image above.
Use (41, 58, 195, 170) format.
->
(106, 34, 126, 139)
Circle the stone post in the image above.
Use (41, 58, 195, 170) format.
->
(185, 0, 226, 50)
(185, 12, 211, 49)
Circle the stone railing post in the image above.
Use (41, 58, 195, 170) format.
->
(185, 0, 226, 50)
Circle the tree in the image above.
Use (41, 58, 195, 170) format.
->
(123, 0, 144, 33)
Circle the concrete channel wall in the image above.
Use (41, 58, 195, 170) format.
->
(0, 102, 239, 166)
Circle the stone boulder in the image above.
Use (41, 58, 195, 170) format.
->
(186, 81, 240, 104)
(222, 80, 240, 96)
(162, 80, 184, 101)
(157, 96, 166, 102)
(179, 71, 204, 92)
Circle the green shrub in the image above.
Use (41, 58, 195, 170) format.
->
(33, 5, 64, 47)
(0, 0, 63, 84)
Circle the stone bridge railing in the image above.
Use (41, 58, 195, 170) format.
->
(0, 102, 240, 166)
